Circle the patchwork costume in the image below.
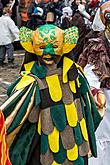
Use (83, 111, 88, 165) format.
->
(0, 24, 101, 165)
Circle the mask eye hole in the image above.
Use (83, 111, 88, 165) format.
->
(53, 45, 58, 48)
(40, 45, 46, 49)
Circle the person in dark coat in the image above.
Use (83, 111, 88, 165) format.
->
(27, 0, 45, 30)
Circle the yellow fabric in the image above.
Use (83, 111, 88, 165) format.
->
(24, 61, 35, 72)
(38, 113, 41, 135)
(86, 93, 92, 109)
(46, 75, 62, 102)
(63, 57, 73, 83)
(65, 103, 78, 127)
(76, 77, 80, 88)
(63, 43, 76, 54)
(69, 81, 76, 93)
(67, 144, 78, 161)
(21, 42, 35, 54)
(16, 76, 35, 90)
(7, 124, 23, 148)
(48, 127, 59, 153)
(51, 161, 61, 165)
(75, 63, 86, 76)
(80, 118, 88, 141)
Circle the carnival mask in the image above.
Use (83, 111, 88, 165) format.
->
(104, 12, 110, 32)
(100, 1, 110, 25)
(19, 24, 78, 64)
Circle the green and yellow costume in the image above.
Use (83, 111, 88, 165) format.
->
(0, 24, 101, 165)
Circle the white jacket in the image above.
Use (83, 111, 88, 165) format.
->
(0, 15, 19, 45)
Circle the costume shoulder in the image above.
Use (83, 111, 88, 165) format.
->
(0, 61, 42, 121)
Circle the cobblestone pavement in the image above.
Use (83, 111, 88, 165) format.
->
(0, 50, 25, 105)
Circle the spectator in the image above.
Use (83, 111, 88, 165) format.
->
(46, 0, 65, 25)
(0, 6, 19, 66)
(27, 0, 46, 29)
(19, 0, 32, 26)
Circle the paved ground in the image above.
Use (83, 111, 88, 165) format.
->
(0, 50, 25, 104)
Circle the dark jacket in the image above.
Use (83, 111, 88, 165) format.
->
(26, 2, 45, 30)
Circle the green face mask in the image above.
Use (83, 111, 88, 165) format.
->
(19, 24, 79, 65)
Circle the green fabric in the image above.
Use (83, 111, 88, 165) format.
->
(7, 77, 21, 96)
(50, 104, 67, 132)
(35, 84, 41, 107)
(41, 133, 49, 154)
(39, 24, 56, 42)
(79, 73, 90, 95)
(80, 97, 86, 119)
(82, 94, 97, 157)
(88, 92, 102, 131)
(9, 121, 36, 165)
(53, 138, 66, 164)
(78, 70, 98, 157)
(3, 86, 29, 119)
(73, 123, 83, 146)
(31, 62, 47, 79)
(73, 155, 84, 165)
(7, 84, 35, 134)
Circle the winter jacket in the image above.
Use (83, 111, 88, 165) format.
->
(0, 15, 19, 45)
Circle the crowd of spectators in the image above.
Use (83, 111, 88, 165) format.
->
(0, 0, 100, 68)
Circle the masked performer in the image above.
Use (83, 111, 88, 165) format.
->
(0, 24, 101, 165)
(78, 1, 110, 165)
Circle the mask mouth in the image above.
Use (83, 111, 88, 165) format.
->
(43, 54, 54, 64)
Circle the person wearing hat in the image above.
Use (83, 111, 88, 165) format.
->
(27, 0, 46, 30)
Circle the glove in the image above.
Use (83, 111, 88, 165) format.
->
(33, 7, 44, 16)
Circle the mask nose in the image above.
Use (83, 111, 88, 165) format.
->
(43, 43, 55, 55)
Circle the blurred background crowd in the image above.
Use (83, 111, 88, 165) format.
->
(0, 0, 103, 67)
